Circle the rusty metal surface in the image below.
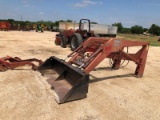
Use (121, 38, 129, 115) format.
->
(38, 56, 89, 103)
(39, 37, 149, 104)
(68, 37, 149, 77)
(0, 21, 10, 30)
(0, 56, 43, 71)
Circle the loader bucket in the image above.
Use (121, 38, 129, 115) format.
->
(38, 56, 89, 103)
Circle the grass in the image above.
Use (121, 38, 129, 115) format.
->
(117, 33, 160, 46)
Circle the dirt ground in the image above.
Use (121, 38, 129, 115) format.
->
(0, 31, 160, 120)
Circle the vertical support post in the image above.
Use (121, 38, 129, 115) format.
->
(112, 58, 122, 70)
(112, 48, 124, 70)
(135, 45, 149, 77)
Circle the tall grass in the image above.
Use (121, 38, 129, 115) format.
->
(117, 33, 160, 46)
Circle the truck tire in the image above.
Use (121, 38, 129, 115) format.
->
(113, 34, 116, 38)
(55, 36, 60, 45)
(70, 33, 83, 51)
(94, 34, 100, 37)
(60, 36, 67, 48)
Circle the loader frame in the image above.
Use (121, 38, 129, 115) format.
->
(67, 37, 149, 77)
(0, 56, 43, 71)
(39, 37, 149, 103)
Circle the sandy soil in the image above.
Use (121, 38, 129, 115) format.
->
(0, 31, 160, 120)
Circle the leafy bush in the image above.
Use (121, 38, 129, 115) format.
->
(122, 28, 131, 34)
(112, 22, 123, 33)
(149, 24, 160, 36)
(131, 25, 143, 34)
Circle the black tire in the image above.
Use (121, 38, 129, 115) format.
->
(60, 35, 67, 48)
(94, 34, 100, 37)
(113, 34, 116, 38)
(70, 33, 83, 51)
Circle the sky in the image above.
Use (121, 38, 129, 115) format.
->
(0, 0, 160, 28)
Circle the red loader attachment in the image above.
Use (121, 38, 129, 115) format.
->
(0, 56, 43, 71)
(38, 37, 149, 103)
(38, 57, 89, 103)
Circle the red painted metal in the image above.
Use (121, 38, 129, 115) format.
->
(0, 22, 11, 30)
(0, 56, 43, 71)
(55, 35, 61, 45)
(39, 37, 149, 103)
(67, 37, 149, 77)
(54, 19, 95, 50)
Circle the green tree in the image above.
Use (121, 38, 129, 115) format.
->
(91, 22, 97, 24)
(44, 21, 53, 27)
(112, 22, 123, 33)
(7, 19, 15, 26)
(131, 25, 143, 34)
(53, 21, 59, 27)
(122, 28, 131, 34)
(143, 28, 148, 32)
(149, 24, 160, 36)
(7, 19, 15, 23)
(66, 20, 72, 22)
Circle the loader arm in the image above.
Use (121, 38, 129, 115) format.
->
(38, 37, 149, 103)
(68, 37, 149, 77)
